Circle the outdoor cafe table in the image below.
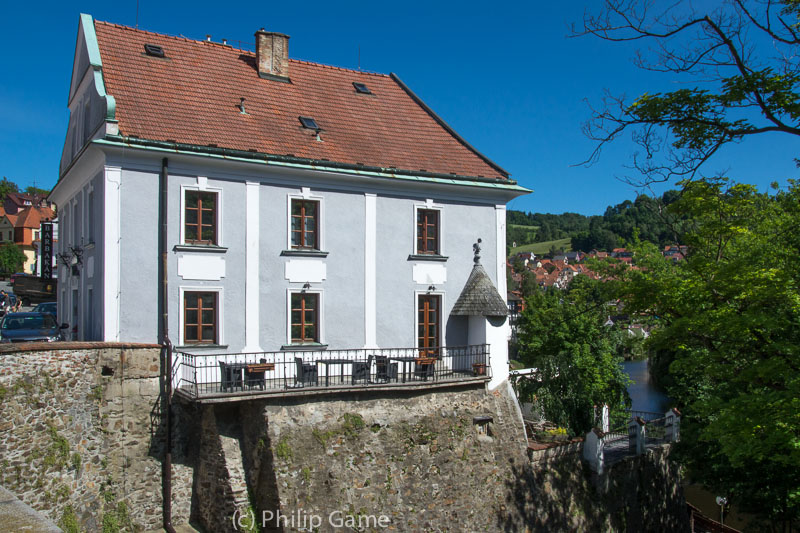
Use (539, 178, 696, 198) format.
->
(317, 359, 354, 386)
(388, 356, 419, 383)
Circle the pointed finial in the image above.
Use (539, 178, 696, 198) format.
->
(473, 238, 482, 264)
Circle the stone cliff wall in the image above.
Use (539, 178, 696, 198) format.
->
(513, 442, 690, 532)
(1, 346, 689, 533)
(189, 384, 689, 533)
(250, 383, 530, 532)
(0, 344, 194, 531)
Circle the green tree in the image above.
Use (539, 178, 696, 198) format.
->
(515, 279, 631, 435)
(0, 177, 18, 203)
(613, 178, 800, 530)
(24, 185, 50, 197)
(578, 0, 800, 184)
(0, 244, 26, 275)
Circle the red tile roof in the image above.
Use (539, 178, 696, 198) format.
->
(93, 21, 509, 181)
(15, 207, 55, 229)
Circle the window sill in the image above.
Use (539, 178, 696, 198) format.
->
(175, 344, 229, 350)
(174, 244, 228, 254)
(281, 250, 329, 258)
(408, 254, 448, 262)
(281, 343, 329, 351)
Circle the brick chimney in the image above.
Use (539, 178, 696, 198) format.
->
(255, 29, 290, 81)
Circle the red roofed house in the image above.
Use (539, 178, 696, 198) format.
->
(3, 192, 54, 215)
(14, 206, 56, 274)
(51, 15, 529, 391)
(0, 209, 16, 246)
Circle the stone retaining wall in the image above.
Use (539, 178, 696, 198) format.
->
(1, 346, 690, 533)
(0, 345, 194, 531)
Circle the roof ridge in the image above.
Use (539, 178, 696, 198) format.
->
(95, 20, 390, 76)
(95, 20, 252, 51)
(289, 58, 389, 77)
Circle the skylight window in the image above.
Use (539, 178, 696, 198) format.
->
(299, 116, 320, 130)
(353, 82, 372, 94)
(144, 43, 165, 58)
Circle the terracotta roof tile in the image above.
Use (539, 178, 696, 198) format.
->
(15, 207, 54, 228)
(93, 21, 508, 181)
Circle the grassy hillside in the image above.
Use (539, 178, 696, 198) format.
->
(510, 238, 572, 255)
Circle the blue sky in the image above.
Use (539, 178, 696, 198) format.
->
(1, 1, 797, 215)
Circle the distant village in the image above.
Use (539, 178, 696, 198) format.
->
(0, 191, 56, 275)
(508, 244, 687, 292)
(506, 245, 688, 344)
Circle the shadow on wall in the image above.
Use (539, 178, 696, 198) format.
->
(445, 315, 468, 346)
(146, 351, 202, 530)
(501, 446, 690, 532)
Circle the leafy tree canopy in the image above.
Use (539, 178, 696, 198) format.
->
(608, 178, 800, 529)
(24, 185, 50, 197)
(0, 177, 19, 203)
(0, 244, 26, 275)
(515, 277, 631, 436)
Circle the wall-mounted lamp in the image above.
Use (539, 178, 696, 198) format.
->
(302, 282, 312, 291)
(69, 246, 83, 266)
(57, 245, 84, 276)
(427, 285, 436, 293)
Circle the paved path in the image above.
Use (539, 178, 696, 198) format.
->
(0, 486, 61, 532)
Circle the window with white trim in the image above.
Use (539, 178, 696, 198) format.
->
(416, 209, 439, 255)
(290, 199, 319, 250)
(183, 291, 218, 344)
(290, 292, 319, 343)
(184, 191, 218, 245)
(181, 181, 223, 247)
(413, 201, 444, 256)
(286, 189, 325, 252)
(87, 189, 95, 243)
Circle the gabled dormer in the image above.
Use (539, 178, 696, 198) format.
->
(60, 13, 118, 177)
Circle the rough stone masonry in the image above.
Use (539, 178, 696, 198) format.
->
(0, 345, 689, 532)
(0, 343, 193, 531)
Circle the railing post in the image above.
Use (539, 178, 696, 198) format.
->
(583, 428, 605, 475)
(665, 408, 681, 442)
(628, 417, 646, 455)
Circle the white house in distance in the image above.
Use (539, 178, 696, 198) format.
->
(51, 14, 529, 390)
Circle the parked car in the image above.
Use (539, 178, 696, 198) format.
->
(12, 276, 57, 306)
(0, 312, 68, 343)
(33, 302, 57, 316)
(9, 273, 26, 284)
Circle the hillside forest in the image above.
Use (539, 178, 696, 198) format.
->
(508, 190, 684, 255)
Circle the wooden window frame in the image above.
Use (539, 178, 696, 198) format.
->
(290, 199, 320, 250)
(290, 292, 320, 344)
(184, 190, 218, 245)
(183, 291, 218, 345)
(417, 294, 441, 358)
(416, 208, 440, 255)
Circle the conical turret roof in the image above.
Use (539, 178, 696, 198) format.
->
(451, 262, 508, 317)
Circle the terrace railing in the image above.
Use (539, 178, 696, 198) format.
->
(173, 344, 490, 400)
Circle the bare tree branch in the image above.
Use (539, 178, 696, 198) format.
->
(573, 0, 800, 186)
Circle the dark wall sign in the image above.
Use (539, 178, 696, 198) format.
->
(41, 222, 53, 280)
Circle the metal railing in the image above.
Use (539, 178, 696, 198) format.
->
(173, 344, 490, 399)
(603, 409, 663, 442)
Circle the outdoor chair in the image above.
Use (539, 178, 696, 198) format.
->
(244, 358, 269, 390)
(374, 356, 398, 383)
(414, 358, 436, 381)
(219, 361, 243, 392)
(352, 354, 372, 384)
(294, 357, 318, 387)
